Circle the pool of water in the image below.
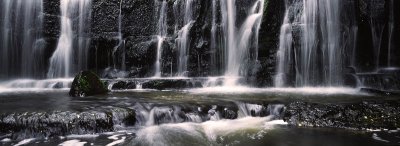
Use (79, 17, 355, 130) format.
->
(0, 88, 399, 146)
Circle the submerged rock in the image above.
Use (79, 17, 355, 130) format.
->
(69, 71, 109, 97)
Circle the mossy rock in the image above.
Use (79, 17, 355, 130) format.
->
(69, 71, 109, 97)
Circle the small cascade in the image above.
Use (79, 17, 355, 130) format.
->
(131, 102, 284, 128)
(275, 0, 342, 87)
(154, 0, 168, 77)
(0, 0, 44, 78)
(48, 0, 92, 78)
(175, 0, 196, 77)
(221, 0, 265, 86)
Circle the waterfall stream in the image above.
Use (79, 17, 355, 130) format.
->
(275, 0, 342, 87)
(154, 0, 168, 77)
(175, 0, 196, 77)
(48, 0, 91, 78)
(0, 0, 44, 78)
(222, 0, 265, 86)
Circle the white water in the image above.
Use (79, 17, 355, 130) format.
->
(59, 139, 87, 146)
(14, 138, 36, 146)
(133, 117, 286, 145)
(274, 5, 293, 87)
(0, 78, 73, 89)
(154, 0, 168, 77)
(275, 0, 342, 87)
(0, 0, 44, 78)
(221, 0, 265, 86)
(48, 0, 91, 78)
(175, 0, 196, 77)
(189, 86, 362, 95)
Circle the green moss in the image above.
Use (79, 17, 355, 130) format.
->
(263, 0, 269, 18)
(78, 75, 90, 92)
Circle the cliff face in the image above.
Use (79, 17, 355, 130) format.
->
(1, 0, 399, 87)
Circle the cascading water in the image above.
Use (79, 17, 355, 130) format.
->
(47, 0, 74, 78)
(274, 3, 293, 87)
(0, 0, 44, 78)
(48, 0, 91, 78)
(154, 0, 168, 77)
(275, 0, 342, 87)
(175, 0, 195, 77)
(221, 0, 265, 86)
(77, 0, 92, 72)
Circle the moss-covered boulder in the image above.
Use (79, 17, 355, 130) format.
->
(69, 71, 109, 97)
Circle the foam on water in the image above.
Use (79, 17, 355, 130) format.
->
(66, 134, 100, 139)
(189, 86, 362, 95)
(106, 136, 126, 146)
(14, 138, 36, 146)
(132, 116, 286, 145)
(0, 78, 72, 88)
(0, 138, 11, 142)
(59, 139, 87, 146)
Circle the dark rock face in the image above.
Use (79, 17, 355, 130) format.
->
(284, 101, 400, 130)
(69, 71, 109, 97)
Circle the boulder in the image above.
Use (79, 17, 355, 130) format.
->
(69, 71, 109, 97)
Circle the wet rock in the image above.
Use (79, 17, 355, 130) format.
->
(360, 88, 400, 96)
(142, 80, 189, 90)
(112, 81, 127, 90)
(69, 71, 109, 97)
(284, 101, 400, 130)
(0, 108, 135, 140)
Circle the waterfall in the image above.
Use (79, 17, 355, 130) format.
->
(275, 0, 342, 87)
(154, 0, 168, 77)
(221, 0, 264, 86)
(210, 0, 219, 75)
(0, 0, 44, 78)
(175, 0, 195, 77)
(77, 0, 92, 72)
(48, 0, 91, 78)
(0, 0, 13, 78)
(274, 4, 293, 87)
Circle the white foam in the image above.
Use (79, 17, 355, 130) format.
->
(372, 133, 390, 143)
(14, 138, 35, 146)
(134, 116, 286, 145)
(107, 134, 122, 140)
(59, 139, 87, 146)
(1, 138, 11, 142)
(0, 78, 73, 88)
(66, 134, 99, 139)
(189, 86, 362, 95)
(106, 136, 126, 146)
